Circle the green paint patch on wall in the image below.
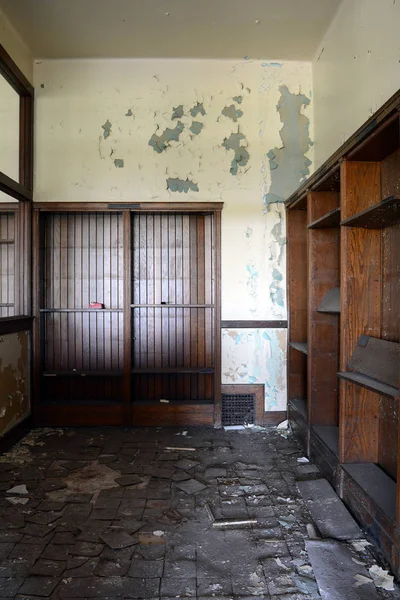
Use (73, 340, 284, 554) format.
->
(190, 102, 206, 117)
(172, 105, 184, 120)
(222, 132, 250, 175)
(167, 177, 199, 193)
(222, 104, 243, 122)
(114, 158, 124, 168)
(264, 85, 312, 206)
(149, 121, 185, 153)
(101, 119, 112, 139)
(233, 95, 243, 104)
(190, 121, 203, 135)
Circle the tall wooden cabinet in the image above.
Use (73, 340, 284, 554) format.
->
(286, 91, 400, 576)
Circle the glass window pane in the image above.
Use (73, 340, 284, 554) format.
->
(0, 195, 18, 317)
(0, 73, 19, 183)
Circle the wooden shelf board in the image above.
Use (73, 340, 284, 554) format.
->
(342, 463, 396, 523)
(289, 342, 308, 355)
(289, 398, 308, 422)
(312, 425, 339, 457)
(133, 399, 214, 406)
(131, 367, 214, 374)
(43, 371, 123, 377)
(338, 371, 399, 398)
(308, 207, 340, 229)
(317, 288, 340, 314)
(40, 308, 123, 313)
(341, 195, 400, 229)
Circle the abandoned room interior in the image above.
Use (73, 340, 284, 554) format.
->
(0, 0, 400, 597)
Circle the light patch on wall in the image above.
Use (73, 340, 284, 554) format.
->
(221, 328, 287, 411)
(264, 85, 312, 206)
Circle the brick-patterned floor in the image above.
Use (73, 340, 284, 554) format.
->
(0, 426, 394, 598)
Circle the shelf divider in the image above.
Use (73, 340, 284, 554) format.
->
(289, 342, 308, 355)
(317, 287, 340, 314)
(341, 195, 400, 229)
(308, 207, 340, 229)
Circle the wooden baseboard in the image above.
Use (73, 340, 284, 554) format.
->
(0, 415, 33, 453)
(221, 384, 286, 427)
(34, 404, 129, 426)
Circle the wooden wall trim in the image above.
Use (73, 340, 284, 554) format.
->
(0, 173, 33, 202)
(0, 43, 33, 96)
(33, 202, 224, 213)
(222, 320, 287, 329)
(0, 316, 33, 335)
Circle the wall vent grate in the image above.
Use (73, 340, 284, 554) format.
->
(221, 393, 255, 426)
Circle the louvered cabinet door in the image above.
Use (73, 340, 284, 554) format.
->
(131, 213, 215, 404)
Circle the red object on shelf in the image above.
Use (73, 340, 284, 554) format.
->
(89, 302, 104, 309)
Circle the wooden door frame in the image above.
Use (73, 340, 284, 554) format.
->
(32, 202, 223, 426)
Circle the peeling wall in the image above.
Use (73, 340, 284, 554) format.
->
(34, 58, 312, 411)
(312, 0, 400, 170)
(0, 331, 30, 437)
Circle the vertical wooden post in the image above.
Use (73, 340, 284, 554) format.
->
(123, 210, 132, 414)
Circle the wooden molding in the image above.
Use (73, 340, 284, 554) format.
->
(33, 202, 224, 213)
(0, 43, 33, 96)
(0, 316, 33, 336)
(222, 320, 287, 329)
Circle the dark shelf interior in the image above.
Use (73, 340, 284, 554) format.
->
(289, 398, 308, 422)
(341, 195, 400, 229)
(308, 207, 340, 229)
(289, 342, 308, 355)
(312, 425, 339, 457)
(338, 371, 399, 398)
(131, 367, 214, 374)
(342, 463, 397, 522)
(317, 287, 340, 314)
(43, 371, 123, 377)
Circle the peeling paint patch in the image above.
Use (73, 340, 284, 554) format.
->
(264, 85, 312, 206)
(272, 268, 283, 281)
(245, 227, 253, 238)
(148, 121, 184, 153)
(270, 281, 285, 307)
(101, 120, 112, 139)
(233, 95, 243, 104)
(222, 132, 250, 175)
(246, 264, 258, 300)
(190, 121, 203, 135)
(125, 108, 133, 117)
(222, 104, 243, 122)
(171, 105, 184, 120)
(190, 102, 206, 117)
(114, 158, 124, 168)
(261, 62, 283, 68)
(167, 177, 199, 193)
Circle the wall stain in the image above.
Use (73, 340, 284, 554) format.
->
(222, 131, 250, 175)
(190, 121, 203, 135)
(167, 177, 199, 193)
(149, 121, 185, 153)
(232, 95, 243, 104)
(190, 102, 206, 117)
(101, 120, 112, 139)
(222, 104, 243, 122)
(264, 85, 312, 206)
(125, 109, 133, 117)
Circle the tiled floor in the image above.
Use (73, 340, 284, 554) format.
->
(0, 425, 395, 598)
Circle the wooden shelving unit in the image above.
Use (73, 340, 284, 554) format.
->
(289, 342, 308, 355)
(286, 90, 400, 578)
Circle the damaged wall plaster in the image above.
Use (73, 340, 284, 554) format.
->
(34, 59, 312, 409)
(264, 85, 312, 206)
(222, 104, 243, 123)
(0, 331, 30, 437)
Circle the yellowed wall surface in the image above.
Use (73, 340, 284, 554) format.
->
(312, 0, 400, 169)
(0, 331, 30, 437)
(34, 58, 313, 410)
(0, 7, 33, 83)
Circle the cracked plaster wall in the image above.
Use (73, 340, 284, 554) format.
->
(312, 0, 400, 170)
(34, 58, 312, 411)
(0, 331, 30, 437)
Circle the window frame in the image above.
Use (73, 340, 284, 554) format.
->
(0, 43, 33, 332)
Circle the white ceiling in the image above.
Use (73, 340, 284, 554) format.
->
(0, 0, 340, 61)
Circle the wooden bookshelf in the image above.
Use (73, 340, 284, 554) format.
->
(286, 90, 400, 579)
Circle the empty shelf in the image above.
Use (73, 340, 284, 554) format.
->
(289, 342, 308, 355)
(131, 367, 214, 374)
(308, 207, 340, 229)
(341, 195, 400, 228)
(338, 371, 399, 398)
(312, 425, 339, 457)
(317, 288, 340, 314)
(43, 370, 123, 377)
(342, 463, 396, 522)
(289, 398, 308, 421)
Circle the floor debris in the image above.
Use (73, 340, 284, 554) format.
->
(6, 484, 28, 495)
(212, 518, 257, 529)
(369, 564, 395, 591)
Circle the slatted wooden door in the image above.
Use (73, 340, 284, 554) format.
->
(39, 212, 124, 404)
(131, 212, 216, 406)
